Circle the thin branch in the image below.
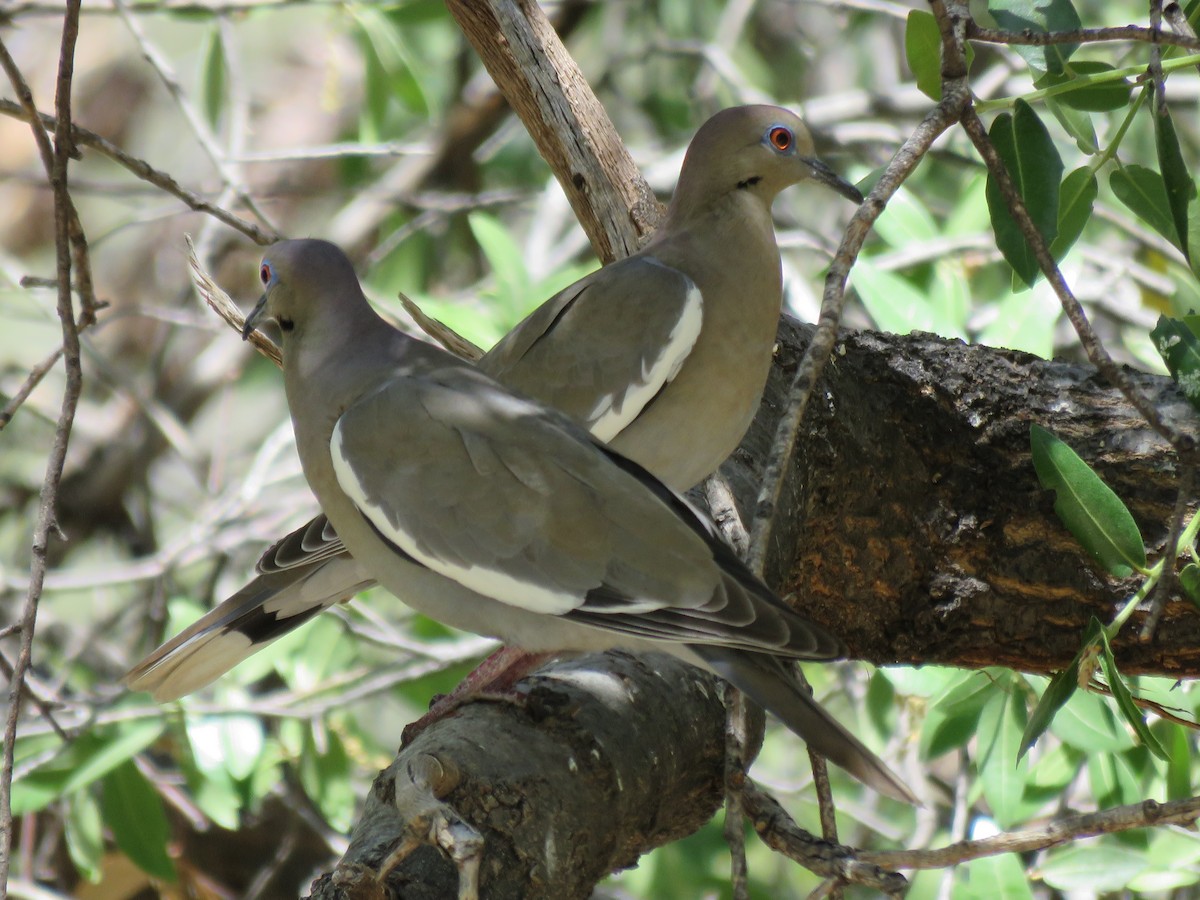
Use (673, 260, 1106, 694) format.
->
(965, 20, 1200, 51)
(0, 3, 86, 891)
(111, 0, 278, 234)
(0, 98, 277, 243)
(862, 795, 1200, 869)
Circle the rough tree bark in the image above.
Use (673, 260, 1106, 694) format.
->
(306, 318, 1197, 898)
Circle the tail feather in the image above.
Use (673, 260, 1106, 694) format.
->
(689, 645, 919, 805)
(123, 555, 374, 702)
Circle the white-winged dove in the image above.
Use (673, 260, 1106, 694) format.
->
(125, 106, 864, 706)
(212, 238, 909, 801)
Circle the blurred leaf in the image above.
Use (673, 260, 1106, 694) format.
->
(64, 790, 104, 883)
(1164, 721, 1193, 799)
(921, 670, 997, 758)
(299, 726, 355, 831)
(1087, 750, 1142, 808)
(354, 7, 428, 117)
(977, 688, 1030, 828)
(905, 10, 943, 100)
(1037, 61, 1131, 112)
(1041, 842, 1148, 891)
(987, 0, 1081, 73)
(1050, 686, 1136, 752)
(1181, 563, 1200, 608)
(1026, 743, 1084, 795)
(1111, 165, 1179, 246)
(469, 211, 532, 317)
(986, 101, 1063, 288)
(187, 714, 265, 782)
(873, 186, 941, 246)
(199, 24, 226, 129)
(12, 721, 164, 814)
(958, 851, 1034, 899)
(101, 760, 176, 882)
(850, 258, 938, 336)
(1049, 167, 1097, 260)
(1098, 627, 1168, 759)
(1155, 101, 1198, 266)
(1150, 316, 1200, 412)
(1030, 424, 1146, 576)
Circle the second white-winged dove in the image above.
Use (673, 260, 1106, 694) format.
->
(226, 238, 910, 802)
(125, 106, 863, 703)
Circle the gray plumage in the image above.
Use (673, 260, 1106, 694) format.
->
(123, 107, 894, 800)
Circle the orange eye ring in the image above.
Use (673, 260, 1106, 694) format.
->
(260, 263, 271, 285)
(768, 126, 793, 152)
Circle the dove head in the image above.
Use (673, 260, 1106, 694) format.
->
(243, 239, 370, 346)
(666, 105, 861, 225)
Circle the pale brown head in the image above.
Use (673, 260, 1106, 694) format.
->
(667, 105, 861, 223)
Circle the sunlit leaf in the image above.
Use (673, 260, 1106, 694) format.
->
(1049, 167, 1097, 260)
(1111, 165, 1179, 247)
(986, 101, 1063, 287)
(1030, 424, 1146, 576)
(905, 10, 943, 100)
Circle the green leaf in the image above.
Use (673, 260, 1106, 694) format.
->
(12, 721, 164, 814)
(1155, 101, 1197, 265)
(1164, 722, 1193, 799)
(1050, 688, 1135, 752)
(1150, 316, 1200, 412)
(299, 727, 355, 831)
(1044, 96, 1098, 154)
(469, 211, 533, 318)
(1110, 165, 1180, 247)
(1098, 628, 1168, 759)
(958, 852, 1035, 899)
(1049, 167, 1097, 261)
(101, 761, 176, 882)
(921, 671, 995, 758)
(977, 689, 1030, 828)
(198, 24, 226, 129)
(1180, 563, 1200, 608)
(986, 0, 1081, 74)
(905, 10, 943, 101)
(64, 790, 104, 883)
(1037, 61, 1132, 112)
(985, 101, 1064, 288)
(1019, 667, 1078, 761)
(1029, 424, 1146, 576)
(1041, 842, 1148, 891)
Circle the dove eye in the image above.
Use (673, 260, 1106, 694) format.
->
(768, 126, 793, 152)
(260, 263, 271, 285)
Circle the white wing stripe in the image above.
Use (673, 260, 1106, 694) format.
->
(331, 423, 583, 616)
(585, 280, 703, 442)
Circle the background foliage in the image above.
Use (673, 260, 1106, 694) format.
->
(5, 0, 1200, 896)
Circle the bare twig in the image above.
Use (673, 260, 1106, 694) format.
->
(0, 98, 277, 243)
(862, 795, 1200, 869)
(965, 20, 1200, 51)
(111, 0, 278, 235)
(0, 3, 86, 890)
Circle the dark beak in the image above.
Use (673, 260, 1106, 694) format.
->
(242, 293, 269, 340)
(801, 157, 863, 204)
